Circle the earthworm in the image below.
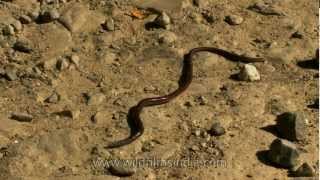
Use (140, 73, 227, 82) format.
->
(106, 47, 264, 148)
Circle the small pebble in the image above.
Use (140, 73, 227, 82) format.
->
(13, 40, 33, 53)
(102, 18, 115, 31)
(208, 122, 226, 136)
(292, 162, 315, 177)
(190, 145, 200, 151)
(2, 25, 15, 36)
(70, 54, 80, 67)
(45, 92, 60, 103)
(11, 21, 22, 32)
(268, 138, 299, 168)
(56, 58, 70, 70)
(198, 96, 208, 105)
(40, 9, 60, 23)
(11, 112, 33, 122)
(55, 109, 80, 119)
(225, 15, 244, 25)
(109, 165, 136, 177)
(87, 93, 106, 106)
(291, 31, 303, 39)
(194, 129, 201, 137)
(154, 12, 171, 29)
(238, 64, 260, 81)
(19, 15, 33, 24)
(158, 31, 177, 44)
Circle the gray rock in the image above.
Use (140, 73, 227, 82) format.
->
(238, 64, 260, 81)
(276, 112, 308, 142)
(154, 12, 171, 29)
(11, 112, 33, 122)
(13, 40, 33, 53)
(108, 165, 136, 177)
(225, 15, 244, 25)
(102, 18, 115, 31)
(292, 163, 315, 177)
(208, 122, 226, 136)
(268, 138, 299, 168)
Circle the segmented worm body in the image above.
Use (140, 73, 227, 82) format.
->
(107, 47, 264, 148)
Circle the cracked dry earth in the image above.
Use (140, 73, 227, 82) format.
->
(0, 0, 318, 180)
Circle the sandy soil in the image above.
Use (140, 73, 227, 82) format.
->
(0, 0, 318, 179)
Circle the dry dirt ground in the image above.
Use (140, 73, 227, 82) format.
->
(0, 0, 318, 179)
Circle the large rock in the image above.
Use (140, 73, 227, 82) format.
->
(276, 112, 308, 142)
(58, 3, 104, 33)
(268, 138, 299, 168)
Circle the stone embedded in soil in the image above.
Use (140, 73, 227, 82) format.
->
(158, 31, 177, 44)
(45, 92, 60, 103)
(291, 162, 315, 177)
(208, 122, 226, 136)
(87, 93, 106, 106)
(58, 3, 90, 32)
(39, 9, 60, 23)
(276, 112, 308, 142)
(238, 64, 260, 81)
(4, 67, 18, 81)
(225, 15, 244, 25)
(267, 138, 299, 168)
(13, 40, 33, 53)
(108, 165, 136, 177)
(55, 109, 80, 119)
(248, 2, 284, 16)
(11, 112, 33, 122)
